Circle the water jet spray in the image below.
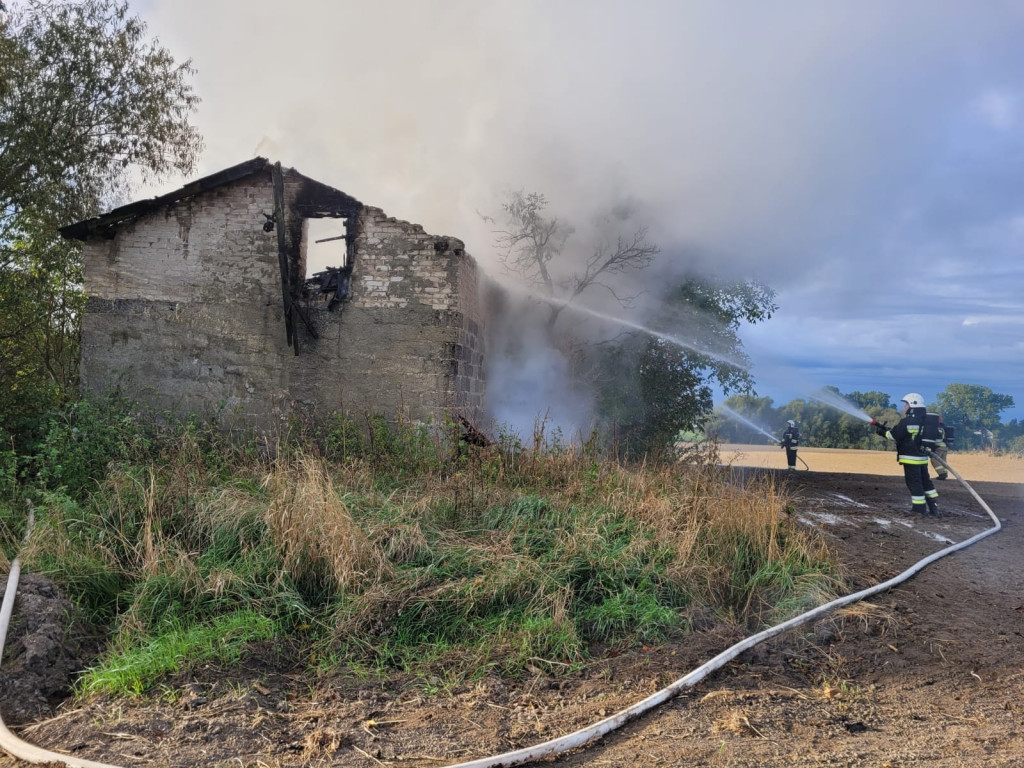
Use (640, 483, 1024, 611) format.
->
(492, 276, 750, 372)
(717, 405, 810, 470)
(718, 405, 779, 443)
(807, 388, 874, 422)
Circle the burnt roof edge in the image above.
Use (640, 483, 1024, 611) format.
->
(60, 157, 365, 241)
(60, 157, 272, 241)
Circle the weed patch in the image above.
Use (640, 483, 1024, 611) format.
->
(10, 410, 841, 694)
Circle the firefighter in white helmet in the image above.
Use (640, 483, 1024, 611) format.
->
(780, 419, 800, 470)
(871, 393, 939, 516)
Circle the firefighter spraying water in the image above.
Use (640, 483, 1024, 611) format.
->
(870, 392, 941, 516)
(718, 406, 809, 470)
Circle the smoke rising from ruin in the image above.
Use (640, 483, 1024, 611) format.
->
(128, 0, 1024, 421)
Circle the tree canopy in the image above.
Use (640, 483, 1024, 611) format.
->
(934, 383, 1015, 450)
(934, 384, 1014, 433)
(1, 0, 202, 247)
(594, 276, 777, 456)
(0, 0, 201, 444)
(486, 191, 776, 456)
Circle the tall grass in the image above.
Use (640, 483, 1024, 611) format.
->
(11, 411, 841, 696)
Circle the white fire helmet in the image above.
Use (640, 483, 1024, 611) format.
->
(786, 420, 795, 427)
(901, 393, 925, 408)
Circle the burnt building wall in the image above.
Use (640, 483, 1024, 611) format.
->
(291, 206, 487, 425)
(78, 167, 486, 431)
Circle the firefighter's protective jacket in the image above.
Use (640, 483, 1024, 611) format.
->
(879, 409, 928, 465)
(782, 426, 799, 449)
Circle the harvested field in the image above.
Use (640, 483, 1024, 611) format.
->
(718, 444, 1024, 484)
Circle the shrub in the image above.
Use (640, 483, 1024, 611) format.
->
(30, 395, 154, 499)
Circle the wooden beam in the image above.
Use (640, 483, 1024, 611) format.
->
(271, 162, 297, 354)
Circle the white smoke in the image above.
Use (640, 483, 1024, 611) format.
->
(126, 0, 1024, 421)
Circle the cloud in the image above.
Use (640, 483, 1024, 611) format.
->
(973, 90, 1018, 130)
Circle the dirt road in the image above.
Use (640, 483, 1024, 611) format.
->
(1, 454, 1021, 767)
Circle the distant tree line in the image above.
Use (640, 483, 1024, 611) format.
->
(710, 384, 1023, 455)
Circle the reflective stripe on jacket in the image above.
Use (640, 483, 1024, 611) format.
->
(882, 414, 928, 465)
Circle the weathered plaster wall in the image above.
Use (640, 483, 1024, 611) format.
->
(79, 171, 486, 431)
(80, 176, 294, 427)
(293, 206, 486, 425)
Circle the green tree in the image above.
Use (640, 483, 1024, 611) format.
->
(711, 394, 778, 443)
(596, 277, 777, 456)
(714, 387, 900, 450)
(846, 390, 893, 410)
(485, 193, 776, 454)
(934, 383, 1015, 451)
(996, 419, 1024, 455)
(0, 226, 82, 438)
(0, 0, 201, 444)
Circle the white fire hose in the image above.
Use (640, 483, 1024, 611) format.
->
(0, 454, 1000, 768)
(436, 452, 1000, 768)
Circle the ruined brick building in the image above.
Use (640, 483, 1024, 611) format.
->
(60, 158, 487, 432)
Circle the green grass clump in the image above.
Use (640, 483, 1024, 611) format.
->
(79, 610, 277, 697)
(8, 410, 841, 695)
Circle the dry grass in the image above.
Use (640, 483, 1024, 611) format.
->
(711, 709, 762, 736)
(20, 426, 847, 689)
(263, 454, 391, 594)
(833, 600, 901, 638)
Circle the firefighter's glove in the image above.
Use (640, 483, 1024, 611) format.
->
(873, 422, 887, 437)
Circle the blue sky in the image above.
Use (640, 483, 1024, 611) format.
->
(128, 0, 1024, 424)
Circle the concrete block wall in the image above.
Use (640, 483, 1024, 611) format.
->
(80, 177, 295, 428)
(294, 206, 487, 426)
(79, 170, 486, 432)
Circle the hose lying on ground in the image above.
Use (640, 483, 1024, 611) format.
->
(437, 453, 1001, 768)
(0, 458, 1001, 768)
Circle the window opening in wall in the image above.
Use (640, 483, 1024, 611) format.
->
(303, 217, 352, 311)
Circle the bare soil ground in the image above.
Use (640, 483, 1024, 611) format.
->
(1, 449, 1022, 767)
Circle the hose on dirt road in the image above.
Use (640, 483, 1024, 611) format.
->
(437, 454, 1001, 768)
(0, 504, 124, 768)
(0, 459, 1001, 768)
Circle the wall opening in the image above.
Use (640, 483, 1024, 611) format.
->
(304, 217, 350, 274)
(302, 216, 352, 312)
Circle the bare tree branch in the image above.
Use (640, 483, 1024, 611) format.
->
(488, 191, 658, 333)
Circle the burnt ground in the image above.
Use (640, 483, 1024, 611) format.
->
(1, 469, 1022, 767)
